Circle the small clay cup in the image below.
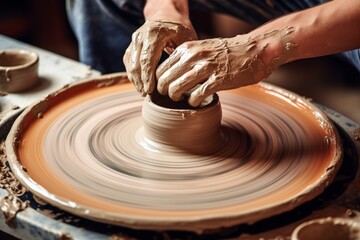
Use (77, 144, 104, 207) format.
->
(142, 92, 222, 154)
(291, 218, 360, 240)
(0, 49, 39, 92)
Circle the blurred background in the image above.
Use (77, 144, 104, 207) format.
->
(0, 0, 78, 59)
(0, 0, 359, 124)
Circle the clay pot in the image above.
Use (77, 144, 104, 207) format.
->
(0, 49, 39, 92)
(291, 218, 360, 240)
(142, 92, 222, 154)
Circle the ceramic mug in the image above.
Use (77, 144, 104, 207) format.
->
(291, 217, 360, 240)
(0, 49, 39, 92)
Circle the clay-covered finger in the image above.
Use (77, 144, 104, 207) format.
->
(188, 75, 219, 107)
(167, 64, 210, 101)
(156, 54, 191, 95)
(156, 49, 182, 78)
(127, 37, 144, 95)
(140, 38, 165, 94)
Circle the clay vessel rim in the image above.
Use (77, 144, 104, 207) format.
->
(291, 217, 360, 240)
(0, 49, 39, 70)
(146, 93, 219, 113)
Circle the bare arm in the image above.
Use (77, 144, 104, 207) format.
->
(252, 0, 360, 65)
(156, 0, 360, 107)
(143, 0, 192, 29)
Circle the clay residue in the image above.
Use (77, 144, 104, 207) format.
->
(123, 20, 197, 95)
(71, 67, 94, 81)
(58, 232, 73, 240)
(0, 141, 26, 196)
(37, 112, 44, 119)
(155, 26, 296, 107)
(353, 128, 360, 142)
(0, 195, 29, 226)
(97, 79, 118, 88)
(12, 81, 341, 231)
(0, 104, 20, 123)
(0, 141, 29, 224)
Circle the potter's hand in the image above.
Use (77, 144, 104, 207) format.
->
(123, 20, 197, 95)
(156, 28, 296, 107)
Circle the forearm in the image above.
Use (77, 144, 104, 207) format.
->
(144, 0, 191, 28)
(249, 0, 360, 65)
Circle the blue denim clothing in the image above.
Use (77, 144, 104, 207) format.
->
(66, 0, 360, 74)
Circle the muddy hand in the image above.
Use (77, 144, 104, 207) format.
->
(123, 20, 197, 96)
(156, 27, 296, 107)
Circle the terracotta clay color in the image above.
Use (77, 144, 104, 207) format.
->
(6, 73, 342, 232)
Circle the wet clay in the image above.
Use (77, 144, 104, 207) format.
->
(123, 20, 197, 95)
(156, 27, 296, 107)
(0, 141, 29, 226)
(58, 232, 73, 240)
(0, 195, 29, 226)
(142, 92, 222, 154)
(353, 128, 360, 141)
(7, 78, 342, 231)
(0, 141, 26, 196)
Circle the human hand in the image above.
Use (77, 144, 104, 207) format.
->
(156, 28, 296, 107)
(123, 20, 197, 96)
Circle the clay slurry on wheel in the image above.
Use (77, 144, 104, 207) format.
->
(8, 78, 341, 231)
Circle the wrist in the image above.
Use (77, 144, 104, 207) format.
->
(258, 39, 283, 66)
(250, 27, 297, 69)
(144, 0, 191, 28)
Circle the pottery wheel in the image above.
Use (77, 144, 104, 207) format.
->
(6, 74, 342, 231)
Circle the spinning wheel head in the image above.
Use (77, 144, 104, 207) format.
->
(6, 73, 342, 231)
